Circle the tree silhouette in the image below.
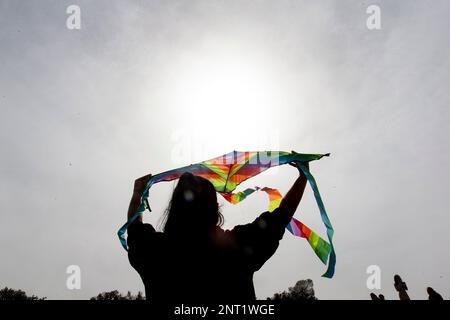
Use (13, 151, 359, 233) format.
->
(268, 279, 317, 301)
(90, 290, 145, 300)
(0, 287, 46, 300)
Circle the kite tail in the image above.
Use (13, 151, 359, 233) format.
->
(297, 163, 336, 278)
(286, 217, 331, 265)
(257, 187, 331, 266)
(220, 188, 257, 204)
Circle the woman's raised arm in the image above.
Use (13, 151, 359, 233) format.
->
(127, 174, 152, 222)
(279, 162, 309, 220)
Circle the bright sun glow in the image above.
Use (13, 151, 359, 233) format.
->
(167, 49, 284, 161)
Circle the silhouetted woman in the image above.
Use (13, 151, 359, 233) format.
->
(127, 162, 309, 301)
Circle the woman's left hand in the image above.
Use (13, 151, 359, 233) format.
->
(288, 161, 309, 176)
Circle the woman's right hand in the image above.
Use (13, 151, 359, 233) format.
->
(128, 173, 152, 221)
(133, 174, 152, 197)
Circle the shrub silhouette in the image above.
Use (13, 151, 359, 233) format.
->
(0, 287, 46, 300)
(268, 279, 317, 301)
(90, 290, 145, 300)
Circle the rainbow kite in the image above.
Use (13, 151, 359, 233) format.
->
(118, 151, 336, 278)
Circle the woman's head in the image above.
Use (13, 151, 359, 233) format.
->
(163, 172, 224, 237)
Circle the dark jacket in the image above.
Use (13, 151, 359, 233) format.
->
(127, 207, 290, 301)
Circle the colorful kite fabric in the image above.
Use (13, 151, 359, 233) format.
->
(118, 151, 336, 278)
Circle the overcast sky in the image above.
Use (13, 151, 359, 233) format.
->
(1, 0, 449, 300)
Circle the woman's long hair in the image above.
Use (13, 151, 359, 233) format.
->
(162, 172, 224, 239)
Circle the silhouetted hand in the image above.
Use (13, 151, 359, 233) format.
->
(370, 293, 380, 300)
(427, 287, 444, 300)
(394, 274, 410, 300)
(133, 174, 152, 197)
(288, 151, 309, 177)
(370, 293, 385, 301)
(128, 174, 152, 221)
